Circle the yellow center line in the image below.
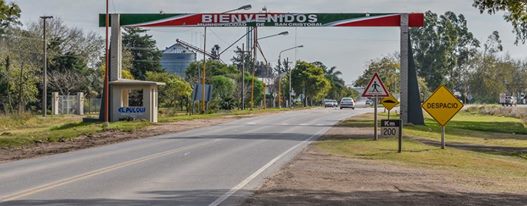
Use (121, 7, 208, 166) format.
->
(0, 140, 217, 202)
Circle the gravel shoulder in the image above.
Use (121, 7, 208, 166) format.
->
(244, 125, 527, 206)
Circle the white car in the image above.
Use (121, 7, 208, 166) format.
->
(340, 97, 355, 109)
(324, 99, 338, 107)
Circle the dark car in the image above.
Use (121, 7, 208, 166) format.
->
(340, 97, 355, 109)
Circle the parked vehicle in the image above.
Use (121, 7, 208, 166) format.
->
(340, 97, 355, 109)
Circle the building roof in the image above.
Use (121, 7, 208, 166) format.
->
(163, 43, 196, 54)
(110, 79, 166, 86)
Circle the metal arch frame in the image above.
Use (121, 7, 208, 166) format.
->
(100, 12, 424, 123)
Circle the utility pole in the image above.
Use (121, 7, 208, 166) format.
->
(241, 43, 245, 110)
(201, 27, 207, 114)
(40, 16, 53, 117)
(251, 27, 257, 110)
(104, 0, 109, 126)
(278, 45, 304, 108)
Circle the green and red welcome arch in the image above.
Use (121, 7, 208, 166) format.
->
(98, 13, 424, 27)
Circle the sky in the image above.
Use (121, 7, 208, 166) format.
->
(9, 0, 527, 85)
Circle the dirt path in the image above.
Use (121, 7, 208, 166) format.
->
(244, 127, 527, 206)
(0, 115, 250, 163)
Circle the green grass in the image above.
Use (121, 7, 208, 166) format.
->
(0, 119, 152, 148)
(316, 138, 527, 181)
(339, 111, 527, 148)
(401, 112, 527, 148)
(316, 111, 527, 188)
(0, 107, 310, 149)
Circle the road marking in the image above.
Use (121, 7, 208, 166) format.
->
(208, 128, 328, 206)
(0, 140, 217, 202)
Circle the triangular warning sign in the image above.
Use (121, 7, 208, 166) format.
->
(362, 73, 389, 97)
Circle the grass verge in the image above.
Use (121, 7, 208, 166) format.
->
(341, 111, 527, 148)
(316, 111, 527, 190)
(0, 107, 309, 149)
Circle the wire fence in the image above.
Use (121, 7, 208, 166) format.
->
(84, 97, 101, 114)
(57, 95, 78, 115)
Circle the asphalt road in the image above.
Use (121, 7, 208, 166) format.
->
(0, 107, 368, 206)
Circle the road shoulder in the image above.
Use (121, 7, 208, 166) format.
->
(244, 118, 527, 206)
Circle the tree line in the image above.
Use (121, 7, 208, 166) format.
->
(0, 1, 356, 115)
(0, 1, 103, 114)
(355, 10, 527, 104)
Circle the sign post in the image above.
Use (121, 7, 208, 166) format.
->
(362, 73, 389, 141)
(399, 121, 403, 153)
(422, 85, 464, 149)
(441, 126, 446, 149)
(374, 94, 378, 140)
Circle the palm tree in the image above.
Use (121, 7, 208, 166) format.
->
(324, 66, 345, 99)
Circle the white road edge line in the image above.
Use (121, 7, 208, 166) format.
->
(208, 127, 329, 206)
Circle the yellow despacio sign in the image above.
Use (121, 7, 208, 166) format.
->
(381, 95, 399, 111)
(422, 85, 464, 126)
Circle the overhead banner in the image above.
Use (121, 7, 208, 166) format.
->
(98, 13, 424, 27)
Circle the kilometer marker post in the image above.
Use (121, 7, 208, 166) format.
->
(398, 120, 402, 153)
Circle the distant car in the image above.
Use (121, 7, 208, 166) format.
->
(365, 99, 373, 106)
(340, 97, 355, 110)
(324, 99, 338, 108)
(499, 94, 517, 106)
(505, 96, 517, 107)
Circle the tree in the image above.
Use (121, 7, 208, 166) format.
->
(312, 61, 349, 100)
(48, 70, 84, 96)
(0, 27, 41, 114)
(410, 11, 480, 91)
(0, 57, 10, 113)
(0, 0, 20, 34)
(28, 18, 103, 70)
(324, 65, 346, 100)
(473, 0, 527, 44)
(354, 55, 400, 93)
(185, 60, 238, 83)
(25, 18, 104, 107)
(484, 31, 503, 56)
(231, 46, 254, 73)
(291, 61, 331, 105)
(210, 75, 237, 110)
(466, 30, 507, 103)
(122, 27, 163, 79)
(469, 55, 520, 103)
(145, 71, 192, 110)
(355, 54, 431, 100)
